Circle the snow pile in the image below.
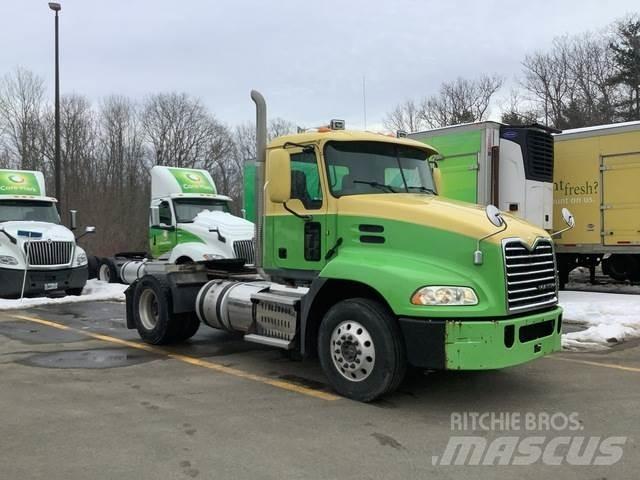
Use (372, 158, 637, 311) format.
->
(0, 279, 127, 311)
(560, 291, 640, 351)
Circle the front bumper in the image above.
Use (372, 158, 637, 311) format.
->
(398, 306, 563, 370)
(0, 265, 88, 298)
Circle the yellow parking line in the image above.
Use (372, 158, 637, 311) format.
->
(548, 355, 640, 373)
(9, 314, 340, 401)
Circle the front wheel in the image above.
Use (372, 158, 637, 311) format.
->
(318, 298, 406, 402)
(98, 257, 118, 283)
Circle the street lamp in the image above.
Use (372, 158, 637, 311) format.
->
(49, 2, 61, 205)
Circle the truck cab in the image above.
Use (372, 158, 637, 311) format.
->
(149, 166, 255, 264)
(0, 169, 92, 297)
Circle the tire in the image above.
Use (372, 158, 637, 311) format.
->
(65, 288, 84, 296)
(98, 257, 118, 283)
(87, 255, 99, 279)
(318, 298, 406, 402)
(602, 255, 629, 282)
(132, 275, 199, 344)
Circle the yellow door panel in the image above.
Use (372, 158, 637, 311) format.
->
(603, 152, 640, 245)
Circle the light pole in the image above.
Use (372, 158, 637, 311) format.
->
(48, 2, 61, 204)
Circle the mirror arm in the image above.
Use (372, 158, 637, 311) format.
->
(474, 221, 508, 265)
(283, 201, 312, 222)
(550, 224, 573, 238)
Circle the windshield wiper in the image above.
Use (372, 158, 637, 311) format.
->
(353, 180, 397, 193)
(406, 186, 437, 195)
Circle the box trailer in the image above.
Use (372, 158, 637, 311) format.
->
(553, 121, 640, 283)
(409, 122, 556, 230)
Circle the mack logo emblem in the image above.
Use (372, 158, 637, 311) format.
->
(537, 283, 556, 292)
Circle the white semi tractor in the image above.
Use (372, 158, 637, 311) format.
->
(0, 169, 95, 298)
(97, 166, 255, 284)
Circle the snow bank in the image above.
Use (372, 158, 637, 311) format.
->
(0, 279, 127, 311)
(560, 291, 640, 351)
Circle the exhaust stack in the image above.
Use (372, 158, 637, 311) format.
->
(251, 90, 267, 277)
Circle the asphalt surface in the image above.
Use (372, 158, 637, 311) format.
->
(1, 300, 639, 479)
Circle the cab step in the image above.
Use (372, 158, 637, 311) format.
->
(243, 334, 293, 350)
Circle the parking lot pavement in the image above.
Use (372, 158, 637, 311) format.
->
(1, 301, 639, 479)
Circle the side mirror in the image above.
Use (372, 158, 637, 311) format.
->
(562, 207, 575, 228)
(267, 149, 291, 204)
(241, 208, 247, 219)
(150, 206, 161, 227)
(474, 205, 508, 265)
(551, 208, 576, 238)
(485, 204, 505, 228)
(85, 226, 96, 234)
(69, 210, 78, 230)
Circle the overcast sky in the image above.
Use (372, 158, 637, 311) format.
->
(2, 1, 638, 129)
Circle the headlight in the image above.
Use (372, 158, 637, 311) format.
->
(411, 286, 478, 306)
(0, 255, 19, 266)
(203, 253, 225, 260)
(76, 252, 87, 266)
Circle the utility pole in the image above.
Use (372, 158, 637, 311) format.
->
(49, 2, 62, 204)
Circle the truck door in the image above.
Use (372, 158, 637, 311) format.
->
(271, 149, 328, 275)
(149, 200, 178, 257)
(602, 152, 640, 246)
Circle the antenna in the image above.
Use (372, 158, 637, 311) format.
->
(362, 75, 367, 130)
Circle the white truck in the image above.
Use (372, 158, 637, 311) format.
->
(0, 169, 94, 298)
(97, 166, 255, 283)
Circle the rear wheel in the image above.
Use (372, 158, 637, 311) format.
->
(98, 257, 118, 283)
(133, 276, 199, 344)
(87, 255, 99, 279)
(318, 298, 406, 402)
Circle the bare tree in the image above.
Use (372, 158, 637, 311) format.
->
(383, 99, 426, 133)
(0, 67, 46, 170)
(421, 75, 504, 128)
(142, 92, 215, 168)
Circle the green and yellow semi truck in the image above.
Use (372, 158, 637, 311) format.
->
(124, 92, 570, 401)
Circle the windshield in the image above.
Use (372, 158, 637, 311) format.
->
(325, 141, 437, 197)
(0, 200, 60, 223)
(173, 198, 230, 223)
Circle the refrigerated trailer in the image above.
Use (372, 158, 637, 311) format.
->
(553, 121, 640, 283)
(409, 122, 556, 230)
(124, 91, 570, 402)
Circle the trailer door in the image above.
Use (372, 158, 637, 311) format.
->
(436, 151, 479, 204)
(602, 152, 640, 245)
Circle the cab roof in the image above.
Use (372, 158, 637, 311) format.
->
(267, 129, 439, 155)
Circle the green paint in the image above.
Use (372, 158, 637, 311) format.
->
(265, 213, 508, 318)
(0, 171, 41, 196)
(412, 130, 482, 203)
(445, 307, 562, 369)
(243, 162, 256, 223)
(148, 227, 205, 258)
(169, 168, 216, 194)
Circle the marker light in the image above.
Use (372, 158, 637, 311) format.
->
(411, 286, 478, 306)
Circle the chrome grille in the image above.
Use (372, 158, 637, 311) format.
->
(233, 239, 255, 265)
(23, 241, 74, 266)
(504, 239, 558, 312)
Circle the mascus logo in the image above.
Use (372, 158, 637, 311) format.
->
(537, 282, 556, 292)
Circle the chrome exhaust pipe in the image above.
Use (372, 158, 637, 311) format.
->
(251, 90, 268, 279)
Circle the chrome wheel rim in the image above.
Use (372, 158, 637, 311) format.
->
(330, 320, 375, 382)
(98, 264, 110, 282)
(139, 289, 159, 330)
